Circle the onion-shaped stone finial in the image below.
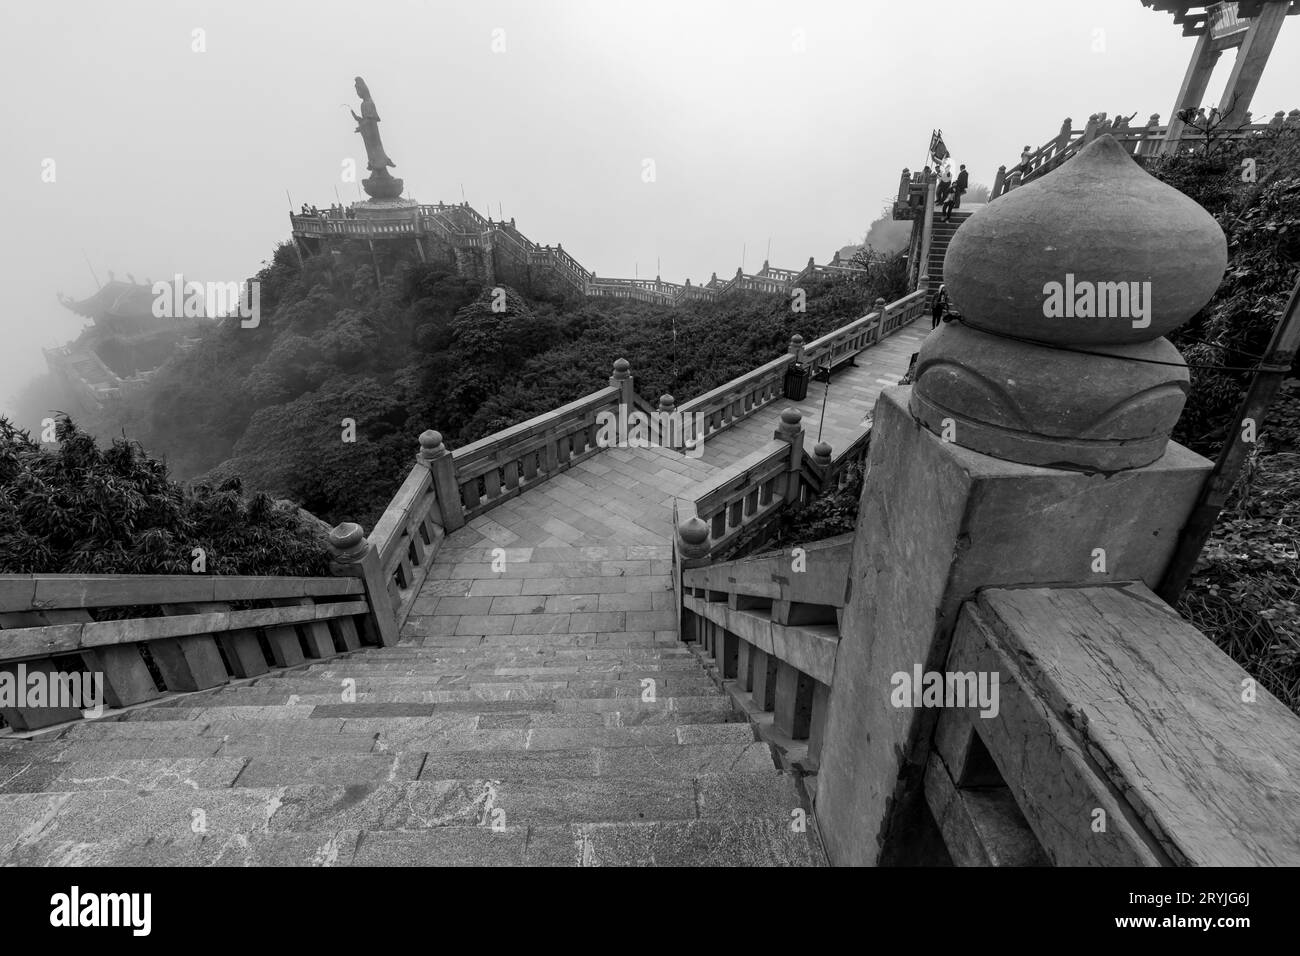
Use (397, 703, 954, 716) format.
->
(418, 429, 445, 460)
(327, 522, 368, 563)
(611, 358, 631, 380)
(911, 135, 1228, 472)
(677, 515, 710, 559)
(658, 394, 676, 413)
(813, 441, 832, 466)
(944, 134, 1226, 346)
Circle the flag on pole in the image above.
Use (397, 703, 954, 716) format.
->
(929, 129, 949, 163)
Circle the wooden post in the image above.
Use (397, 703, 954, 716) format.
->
(1215, 1, 1289, 129)
(1159, 275, 1300, 603)
(419, 429, 464, 532)
(328, 522, 399, 647)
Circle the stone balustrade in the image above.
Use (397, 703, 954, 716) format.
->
(0, 571, 373, 731)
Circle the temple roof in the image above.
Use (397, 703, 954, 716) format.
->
(1141, 0, 1299, 36)
(57, 280, 160, 322)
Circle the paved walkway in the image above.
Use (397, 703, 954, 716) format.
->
(699, 316, 930, 468)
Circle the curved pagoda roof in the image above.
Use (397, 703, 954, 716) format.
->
(57, 280, 160, 322)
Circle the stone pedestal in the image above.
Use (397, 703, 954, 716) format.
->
(352, 197, 419, 222)
(813, 387, 1211, 866)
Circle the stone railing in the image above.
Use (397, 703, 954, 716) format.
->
(677, 355, 792, 447)
(0, 572, 376, 731)
(676, 536, 851, 765)
(450, 382, 622, 521)
(345, 360, 638, 630)
(291, 200, 883, 308)
(675, 414, 803, 561)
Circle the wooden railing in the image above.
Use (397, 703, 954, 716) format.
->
(927, 584, 1300, 865)
(0, 572, 372, 731)
(990, 112, 1297, 198)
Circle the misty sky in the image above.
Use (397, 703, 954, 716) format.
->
(2, 0, 1298, 414)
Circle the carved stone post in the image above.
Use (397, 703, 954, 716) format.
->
(676, 514, 710, 567)
(419, 429, 464, 532)
(991, 165, 1006, 199)
(812, 441, 832, 467)
(787, 333, 805, 364)
(328, 522, 399, 647)
(773, 408, 805, 504)
(873, 296, 888, 341)
(816, 135, 1222, 866)
(610, 357, 634, 409)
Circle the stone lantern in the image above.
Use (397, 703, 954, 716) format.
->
(909, 134, 1227, 472)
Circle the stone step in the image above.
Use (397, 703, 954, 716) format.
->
(417, 741, 773, 781)
(6, 819, 825, 866)
(244, 675, 718, 694)
(144, 683, 724, 707)
(303, 661, 705, 676)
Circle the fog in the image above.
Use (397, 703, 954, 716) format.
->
(2, 0, 1297, 422)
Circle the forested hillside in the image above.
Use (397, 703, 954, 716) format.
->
(81, 240, 907, 530)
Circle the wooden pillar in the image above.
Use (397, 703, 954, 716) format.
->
(1162, 31, 1221, 153)
(1217, 2, 1290, 129)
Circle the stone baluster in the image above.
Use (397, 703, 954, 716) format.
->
(609, 357, 634, 409)
(328, 521, 399, 647)
(419, 429, 464, 531)
(773, 408, 805, 504)
(874, 296, 889, 341)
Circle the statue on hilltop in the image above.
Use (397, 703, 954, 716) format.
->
(351, 76, 404, 200)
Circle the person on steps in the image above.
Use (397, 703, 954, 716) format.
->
(931, 285, 949, 328)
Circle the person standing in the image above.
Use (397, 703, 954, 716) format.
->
(937, 166, 953, 203)
(931, 285, 949, 328)
(953, 164, 969, 209)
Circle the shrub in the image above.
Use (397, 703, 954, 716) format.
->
(0, 417, 330, 576)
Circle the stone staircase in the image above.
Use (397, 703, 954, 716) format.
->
(1, 640, 821, 866)
(0, 306, 933, 867)
(923, 205, 978, 302)
(0, 446, 830, 866)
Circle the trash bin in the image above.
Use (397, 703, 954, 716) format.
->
(784, 362, 811, 401)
